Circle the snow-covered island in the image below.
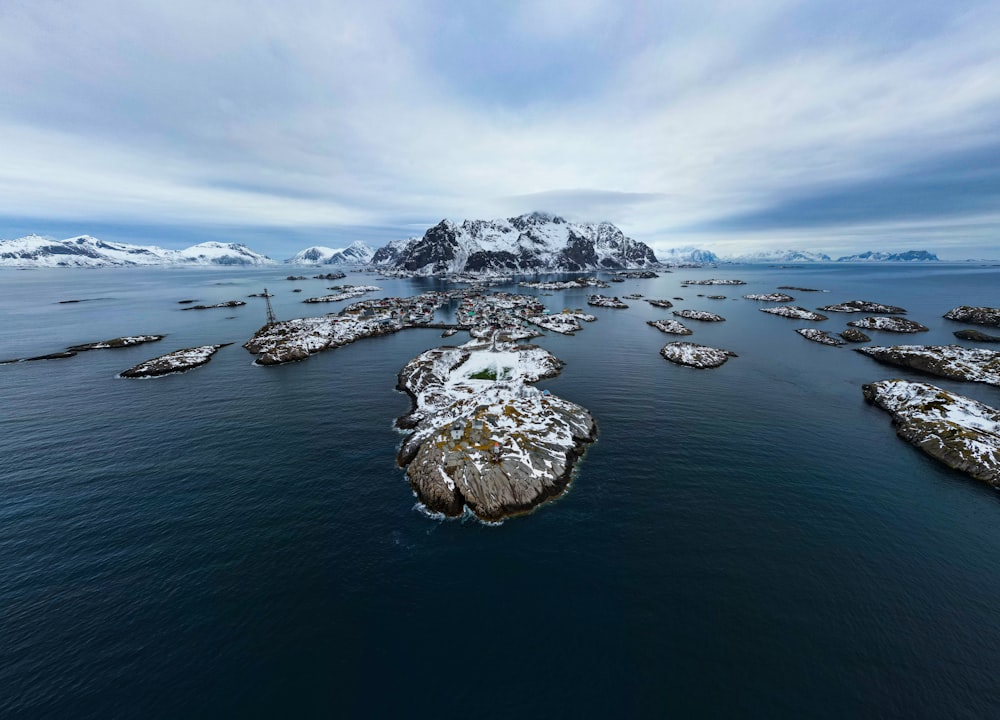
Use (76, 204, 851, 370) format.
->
(181, 300, 246, 311)
(647, 319, 693, 335)
(646, 299, 674, 309)
(119, 344, 230, 378)
(66, 335, 164, 352)
(862, 380, 999, 487)
(944, 306, 1000, 327)
(819, 300, 907, 314)
(243, 293, 448, 365)
(683, 279, 746, 286)
(673, 309, 725, 322)
(395, 338, 597, 521)
(795, 328, 844, 346)
(0, 335, 166, 364)
(302, 285, 381, 303)
(518, 277, 609, 290)
(587, 295, 629, 308)
(660, 341, 736, 368)
(855, 345, 1000, 387)
(744, 293, 794, 302)
(840, 328, 871, 343)
(847, 316, 929, 333)
(759, 305, 828, 321)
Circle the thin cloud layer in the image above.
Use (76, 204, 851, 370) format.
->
(1, 0, 999, 258)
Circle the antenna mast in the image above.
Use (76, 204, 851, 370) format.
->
(263, 288, 277, 325)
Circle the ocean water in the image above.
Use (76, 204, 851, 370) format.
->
(1, 264, 999, 718)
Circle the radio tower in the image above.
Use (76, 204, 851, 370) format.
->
(263, 288, 277, 325)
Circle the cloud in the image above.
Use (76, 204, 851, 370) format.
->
(1, 0, 1000, 256)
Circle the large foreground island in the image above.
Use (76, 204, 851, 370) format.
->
(395, 338, 597, 521)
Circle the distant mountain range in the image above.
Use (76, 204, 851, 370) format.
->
(656, 247, 940, 264)
(1, 225, 944, 270)
(0, 235, 272, 267)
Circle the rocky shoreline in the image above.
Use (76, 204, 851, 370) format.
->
(119, 344, 230, 378)
(847, 316, 928, 333)
(660, 341, 736, 368)
(759, 305, 827, 321)
(944, 306, 1000, 327)
(863, 379, 999, 487)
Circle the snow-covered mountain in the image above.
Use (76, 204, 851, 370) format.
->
(0, 235, 273, 267)
(174, 242, 272, 265)
(725, 249, 832, 263)
(836, 250, 939, 262)
(656, 247, 720, 264)
(287, 242, 376, 265)
(371, 212, 658, 274)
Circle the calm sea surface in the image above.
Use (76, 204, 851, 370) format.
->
(1, 264, 999, 718)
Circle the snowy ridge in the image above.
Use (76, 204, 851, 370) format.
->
(725, 249, 832, 263)
(0, 235, 273, 267)
(287, 241, 375, 265)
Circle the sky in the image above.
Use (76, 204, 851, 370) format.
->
(2, 0, 999, 259)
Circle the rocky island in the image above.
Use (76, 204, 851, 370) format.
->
(672, 309, 725, 322)
(519, 277, 609, 290)
(954, 329, 1000, 343)
(181, 300, 246, 310)
(684, 279, 746, 285)
(660, 341, 736, 368)
(855, 345, 1000, 386)
(862, 380, 999, 487)
(395, 338, 597, 521)
(759, 306, 827, 321)
(847, 316, 929, 333)
(795, 328, 844, 346)
(1, 335, 166, 364)
(587, 295, 629, 308)
(119, 344, 230, 378)
(819, 300, 907, 313)
(302, 285, 380, 303)
(943, 306, 1000, 327)
(647, 319, 693, 335)
(744, 293, 795, 302)
(839, 327, 871, 343)
(646, 299, 674, 309)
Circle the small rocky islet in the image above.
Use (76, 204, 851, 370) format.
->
(759, 305, 828, 321)
(796, 328, 844, 346)
(660, 341, 736, 368)
(181, 300, 246, 310)
(396, 338, 597, 521)
(944, 306, 1000, 327)
(587, 294, 629, 308)
(847, 316, 929, 333)
(672, 309, 725, 322)
(744, 292, 795, 302)
(119, 344, 231, 378)
(819, 300, 907, 313)
(0, 335, 165, 364)
(954, 329, 1000, 343)
(647, 319, 693, 335)
(839, 327, 871, 343)
(863, 379, 999, 487)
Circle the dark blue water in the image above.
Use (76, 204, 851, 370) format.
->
(2, 265, 999, 718)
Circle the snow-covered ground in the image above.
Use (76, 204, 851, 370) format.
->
(863, 379, 999, 485)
